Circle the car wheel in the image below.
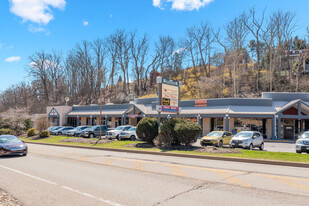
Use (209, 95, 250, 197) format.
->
(118, 136, 122, 141)
(249, 144, 253, 150)
(89, 134, 94, 138)
(130, 135, 136, 141)
(296, 151, 301, 154)
(116, 135, 119, 140)
(23, 152, 27, 156)
(57, 132, 62, 136)
(259, 143, 264, 151)
(218, 141, 223, 148)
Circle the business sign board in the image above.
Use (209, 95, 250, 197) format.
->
(195, 100, 207, 107)
(159, 78, 181, 113)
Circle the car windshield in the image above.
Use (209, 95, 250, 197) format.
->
(81, 127, 89, 130)
(207, 132, 223, 137)
(72, 126, 83, 131)
(235, 132, 253, 138)
(128, 127, 136, 131)
(301, 133, 309, 139)
(83, 128, 91, 132)
(90, 126, 98, 130)
(0, 136, 22, 144)
(115, 126, 125, 130)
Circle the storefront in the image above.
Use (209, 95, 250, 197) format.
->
(47, 92, 309, 140)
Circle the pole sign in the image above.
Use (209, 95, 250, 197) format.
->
(159, 77, 181, 113)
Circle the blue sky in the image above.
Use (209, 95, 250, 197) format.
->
(1, 0, 309, 91)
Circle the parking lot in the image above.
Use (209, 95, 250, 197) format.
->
(194, 139, 297, 153)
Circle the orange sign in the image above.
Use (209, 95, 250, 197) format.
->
(195, 100, 207, 107)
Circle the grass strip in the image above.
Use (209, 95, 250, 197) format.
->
(20, 136, 309, 163)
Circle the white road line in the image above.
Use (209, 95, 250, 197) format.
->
(0, 164, 124, 206)
(0, 164, 57, 185)
(61, 186, 124, 206)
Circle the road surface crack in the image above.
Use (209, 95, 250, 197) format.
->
(152, 182, 209, 205)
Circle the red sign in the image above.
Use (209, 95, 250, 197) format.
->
(195, 100, 207, 107)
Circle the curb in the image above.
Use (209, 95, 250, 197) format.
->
(264, 140, 296, 143)
(25, 141, 309, 168)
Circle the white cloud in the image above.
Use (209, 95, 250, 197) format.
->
(28, 25, 45, 33)
(109, 14, 113, 18)
(0, 44, 2, 49)
(173, 47, 186, 55)
(83, 20, 89, 26)
(9, 0, 66, 25)
(5, 56, 21, 62)
(153, 0, 213, 11)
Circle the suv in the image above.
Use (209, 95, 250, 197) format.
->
(230, 131, 264, 150)
(81, 125, 108, 138)
(50, 127, 75, 135)
(105, 125, 133, 140)
(296, 132, 309, 153)
(200, 131, 233, 147)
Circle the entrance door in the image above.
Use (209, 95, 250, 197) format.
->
(210, 118, 215, 132)
(284, 125, 294, 139)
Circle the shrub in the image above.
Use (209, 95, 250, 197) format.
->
(36, 117, 49, 132)
(159, 118, 201, 147)
(0, 128, 13, 135)
(136, 118, 158, 143)
(24, 118, 33, 131)
(39, 130, 50, 138)
(174, 121, 202, 145)
(27, 128, 37, 137)
(158, 118, 184, 147)
(0, 118, 12, 129)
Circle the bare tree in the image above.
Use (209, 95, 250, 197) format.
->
(155, 35, 175, 74)
(225, 16, 249, 96)
(241, 7, 266, 91)
(130, 31, 149, 96)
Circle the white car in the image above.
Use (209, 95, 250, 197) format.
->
(105, 125, 133, 140)
(118, 127, 138, 141)
(230, 131, 264, 150)
(296, 132, 309, 154)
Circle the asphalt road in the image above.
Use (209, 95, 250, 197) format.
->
(0, 144, 309, 206)
(194, 139, 296, 153)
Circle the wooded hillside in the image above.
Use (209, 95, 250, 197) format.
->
(1, 8, 309, 113)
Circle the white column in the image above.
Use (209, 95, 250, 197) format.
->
(229, 118, 234, 132)
(266, 119, 272, 139)
(203, 118, 211, 135)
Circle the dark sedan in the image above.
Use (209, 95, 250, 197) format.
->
(0, 135, 27, 157)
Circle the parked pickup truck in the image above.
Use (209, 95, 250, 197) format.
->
(81, 125, 108, 138)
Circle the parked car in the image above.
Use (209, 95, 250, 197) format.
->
(296, 132, 309, 153)
(0, 135, 27, 156)
(47, 126, 61, 132)
(81, 125, 108, 138)
(230, 131, 264, 150)
(118, 127, 138, 141)
(50, 127, 75, 135)
(66, 126, 91, 137)
(200, 131, 233, 147)
(105, 125, 133, 140)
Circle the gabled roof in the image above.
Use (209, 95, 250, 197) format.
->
(276, 99, 309, 114)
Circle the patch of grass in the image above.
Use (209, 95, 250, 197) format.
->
(21, 136, 309, 163)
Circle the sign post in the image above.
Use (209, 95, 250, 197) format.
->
(157, 77, 182, 131)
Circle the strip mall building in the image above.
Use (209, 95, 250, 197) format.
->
(47, 92, 309, 140)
